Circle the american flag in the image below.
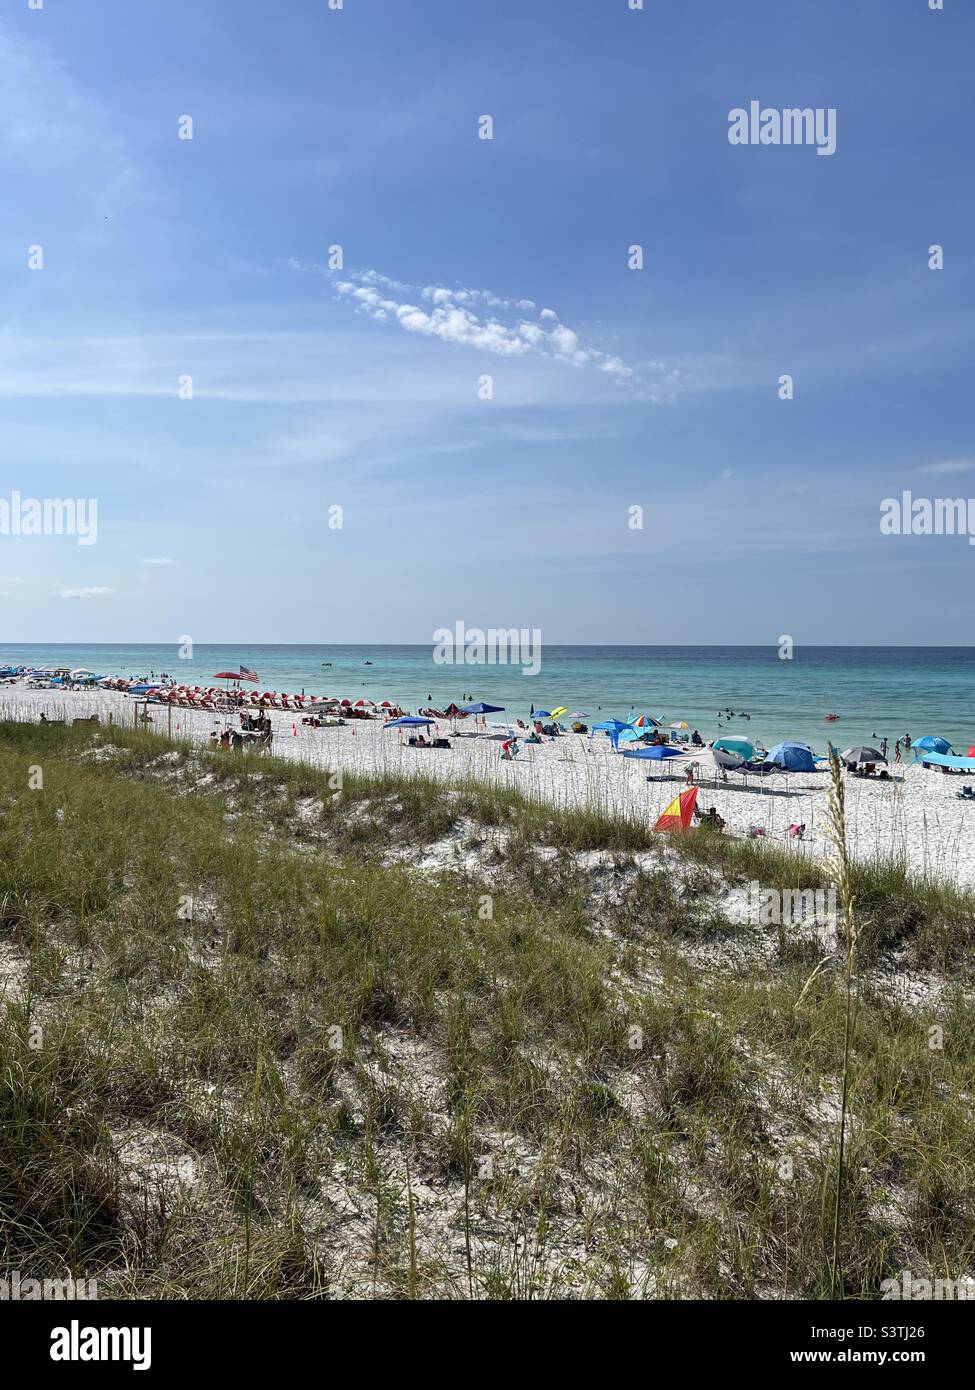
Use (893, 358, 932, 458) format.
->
(239, 665, 259, 683)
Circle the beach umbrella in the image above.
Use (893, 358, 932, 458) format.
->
(670, 721, 690, 731)
(532, 710, 552, 721)
(550, 707, 568, 719)
(592, 719, 631, 732)
(841, 746, 886, 765)
(462, 702, 505, 714)
(212, 671, 240, 681)
(384, 716, 434, 728)
(622, 745, 684, 761)
(967, 746, 975, 758)
(764, 741, 819, 772)
(568, 711, 591, 720)
(912, 735, 951, 755)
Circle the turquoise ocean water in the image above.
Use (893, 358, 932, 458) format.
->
(1, 644, 971, 754)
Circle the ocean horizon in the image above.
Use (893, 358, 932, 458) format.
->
(3, 643, 971, 754)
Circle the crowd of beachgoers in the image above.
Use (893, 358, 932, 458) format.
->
(3, 664, 974, 887)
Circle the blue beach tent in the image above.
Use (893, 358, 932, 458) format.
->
(592, 718, 633, 751)
(712, 737, 757, 761)
(764, 741, 819, 773)
(622, 745, 684, 761)
(462, 702, 505, 715)
(911, 749, 975, 770)
(384, 716, 435, 728)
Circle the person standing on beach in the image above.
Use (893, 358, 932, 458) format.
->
(881, 737, 888, 760)
(894, 740, 902, 763)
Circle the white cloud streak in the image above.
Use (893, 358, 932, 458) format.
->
(919, 459, 975, 476)
(316, 267, 636, 382)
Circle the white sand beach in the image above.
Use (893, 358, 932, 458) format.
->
(4, 684, 973, 889)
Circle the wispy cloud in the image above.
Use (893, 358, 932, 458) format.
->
(58, 586, 113, 600)
(140, 557, 174, 566)
(293, 263, 638, 384)
(919, 459, 975, 477)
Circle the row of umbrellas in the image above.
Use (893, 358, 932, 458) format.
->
(385, 702, 507, 730)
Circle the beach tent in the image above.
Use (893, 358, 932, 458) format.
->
(713, 737, 756, 760)
(764, 741, 819, 773)
(384, 716, 434, 728)
(592, 718, 632, 751)
(462, 702, 505, 715)
(711, 736, 758, 771)
(622, 745, 684, 761)
(910, 749, 975, 771)
(912, 735, 951, 755)
(653, 786, 698, 832)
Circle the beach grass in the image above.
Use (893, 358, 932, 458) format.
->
(1, 719, 973, 1299)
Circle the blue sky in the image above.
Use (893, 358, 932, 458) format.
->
(1, 0, 973, 644)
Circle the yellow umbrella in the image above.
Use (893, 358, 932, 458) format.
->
(551, 706, 569, 719)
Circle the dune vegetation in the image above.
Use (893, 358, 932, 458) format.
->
(1, 720, 973, 1299)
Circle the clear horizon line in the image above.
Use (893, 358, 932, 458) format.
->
(4, 641, 975, 652)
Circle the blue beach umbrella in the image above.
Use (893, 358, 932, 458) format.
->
(531, 710, 553, 720)
(912, 735, 951, 755)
